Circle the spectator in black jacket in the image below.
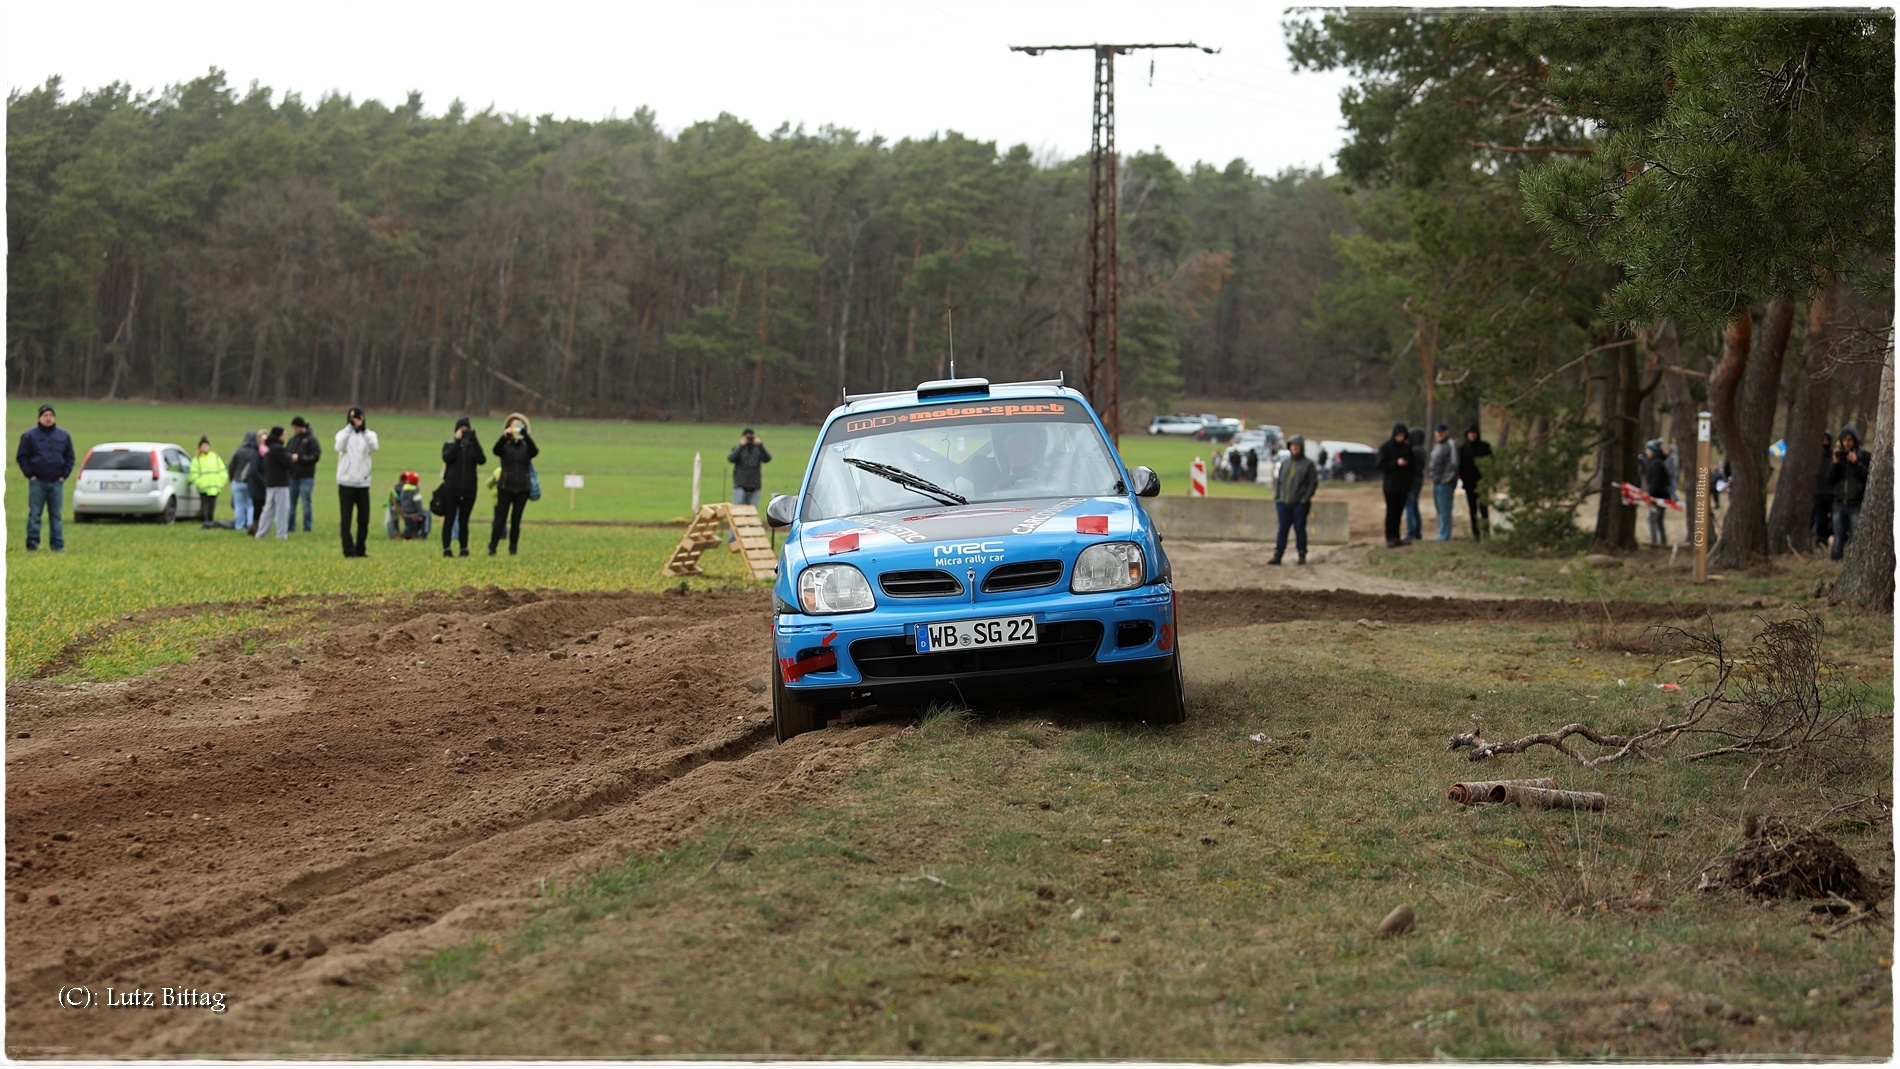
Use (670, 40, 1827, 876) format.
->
(1812, 429, 1835, 550)
(439, 417, 487, 558)
(16, 404, 75, 552)
(1404, 425, 1426, 542)
(1376, 423, 1414, 548)
(253, 427, 293, 540)
(1829, 425, 1870, 561)
(489, 412, 540, 556)
(1643, 443, 1673, 547)
(1459, 423, 1494, 541)
(286, 416, 322, 534)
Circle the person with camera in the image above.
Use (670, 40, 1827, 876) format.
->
(439, 417, 487, 558)
(727, 427, 771, 544)
(1828, 425, 1871, 562)
(489, 412, 539, 556)
(334, 407, 379, 557)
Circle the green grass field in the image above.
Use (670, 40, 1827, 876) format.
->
(4, 396, 1337, 681)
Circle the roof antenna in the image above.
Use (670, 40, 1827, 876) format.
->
(947, 306, 956, 380)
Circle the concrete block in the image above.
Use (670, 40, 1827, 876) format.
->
(1140, 496, 1348, 544)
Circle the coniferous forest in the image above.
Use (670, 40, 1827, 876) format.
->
(6, 70, 1375, 422)
(9, 12, 1894, 587)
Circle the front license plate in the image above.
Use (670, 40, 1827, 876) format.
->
(915, 615, 1037, 653)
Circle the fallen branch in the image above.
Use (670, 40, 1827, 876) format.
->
(1449, 717, 1693, 769)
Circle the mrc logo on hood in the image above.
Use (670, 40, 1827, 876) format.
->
(932, 540, 1005, 566)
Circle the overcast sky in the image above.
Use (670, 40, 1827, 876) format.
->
(4, 0, 1355, 177)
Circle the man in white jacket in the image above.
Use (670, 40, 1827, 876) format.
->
(335, 406, 379, 558)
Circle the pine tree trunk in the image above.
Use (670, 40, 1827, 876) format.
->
(1832, 334, 1894, 611)
(1711, 300, 1794, 568)
(1768, 284, 1837, 554)
(1593, 334, 1642, 550)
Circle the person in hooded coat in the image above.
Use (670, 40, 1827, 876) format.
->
(439, 417, 487, 558)
(1270, 435, 1320, 565)
(1829, 425, 1871, 561)
(1376, 423, 1414, 548)
(1643, 442, 1673, 547)
(227, 431, 261, 531)
(1459, 423, 1493, 541)
(489, 412, 540, 556)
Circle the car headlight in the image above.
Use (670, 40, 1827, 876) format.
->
(1071, 542, 1144, 593)
(797, 564, 876, 614)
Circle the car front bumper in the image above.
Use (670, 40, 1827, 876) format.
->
(774, 584, 1176, 703)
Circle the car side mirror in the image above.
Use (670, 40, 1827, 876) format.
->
(1130, 466, 1161, 498)
(765, 493, 798, 527)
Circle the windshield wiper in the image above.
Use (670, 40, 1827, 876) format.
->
(843, 458, 968, 506)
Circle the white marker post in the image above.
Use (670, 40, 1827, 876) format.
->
(691, 453, 702, 515)
(1190, 457, 1207, 497)
(563, 473, 583, 509)
(1694, 411, 1711, 584)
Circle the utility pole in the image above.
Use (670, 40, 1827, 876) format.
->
(1012, 41, 1215, 446)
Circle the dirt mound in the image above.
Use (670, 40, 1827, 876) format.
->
(1178, 588, 1716, 632)
(1698, 816, 1875, 903)
(4, 586, 915, 1056)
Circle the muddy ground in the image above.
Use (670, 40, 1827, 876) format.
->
(4, 571, 1716, 1056)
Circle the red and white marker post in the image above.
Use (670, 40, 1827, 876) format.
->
(1190, 457, 1207, 497)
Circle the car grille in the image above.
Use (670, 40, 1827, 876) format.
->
(981, 560, 1063, 593)
(850, 621, 1103, 679)
(879, 569, 963, 598)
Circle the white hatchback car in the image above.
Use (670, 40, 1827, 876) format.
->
(72, 442, 200, 523)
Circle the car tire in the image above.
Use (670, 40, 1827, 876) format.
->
(772, 669, 831, 743)
(1133, 650, 1187, 725)
(157, 498, 177, 525)
(76, 512, 95, 524)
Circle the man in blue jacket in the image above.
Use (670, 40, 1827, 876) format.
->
(17, 404, 75, 552)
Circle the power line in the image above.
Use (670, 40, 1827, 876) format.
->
(1011, 42, 1218, 446)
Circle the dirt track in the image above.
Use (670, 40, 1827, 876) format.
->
(4, 579, 1717, 1055)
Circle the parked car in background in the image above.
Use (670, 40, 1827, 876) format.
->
(1233, 424, 1282, 457)
(72, 442, 199, 523)
(1146, 414, 1204, 436)
(1195, 415, 1240, 443)
(1318, 440, 1380, 482)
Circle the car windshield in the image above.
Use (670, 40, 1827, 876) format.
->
(804, 398, 1122, 521)
(85, 450, 153, 471)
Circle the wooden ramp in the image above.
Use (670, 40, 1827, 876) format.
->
(660, 503, 778, 580)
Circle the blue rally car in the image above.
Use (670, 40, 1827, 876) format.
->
(762, 376, 1185, 741)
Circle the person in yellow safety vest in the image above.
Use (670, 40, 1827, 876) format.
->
(188, 436, 231, 528)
